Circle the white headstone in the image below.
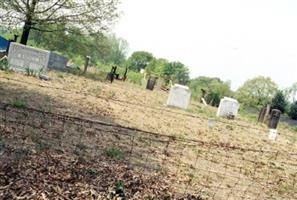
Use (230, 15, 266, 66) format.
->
(167, 84, 191, 109)
(268, 129, 278, 141)
(8, 43, 50, 73)
(216, 97, 240, 118)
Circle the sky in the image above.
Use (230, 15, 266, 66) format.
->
(114, 0, 297, 90)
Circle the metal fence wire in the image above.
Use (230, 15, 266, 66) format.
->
(0, 102, 297, 200)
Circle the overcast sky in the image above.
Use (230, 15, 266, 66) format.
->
(114, 0, 297, 90)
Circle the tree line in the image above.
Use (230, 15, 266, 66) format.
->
(1, 0, 296, 120)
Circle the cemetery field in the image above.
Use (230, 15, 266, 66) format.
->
(1, 70, 297, 199)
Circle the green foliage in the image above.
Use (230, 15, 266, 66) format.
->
(145, 58, 168, 76)
(127, 71, 143, 85)
(271, 90, 287, 113)
(25, 67, 37, 77)
(236, 76, 278, 107)
(189, 76, 233, 107)
(29, 26, 128, 66)
(162, 61, 190, 85)
(11, 99, 26, 108)
(126, 51, 154, 71)
(0, 57, 9, 71)
(104, 147, 124, 160)
(289, 101, 297, 120)
(1, 0, 120, 44)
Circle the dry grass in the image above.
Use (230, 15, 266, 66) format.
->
(0, 70, 297, 199)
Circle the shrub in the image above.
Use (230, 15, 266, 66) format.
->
(127, 71, 142, 85)
(289, 101, 297, 120)
(0, 57, 9, 71)
(271, 90, 287, 113)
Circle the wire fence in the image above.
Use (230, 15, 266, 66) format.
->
(1, 102, 297, 199)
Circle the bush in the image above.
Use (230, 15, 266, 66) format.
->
(127, 71, 142, 85)
(0, 57, 9, 71)
(289, 101, 297, 120)
(271, 90, 287, 113)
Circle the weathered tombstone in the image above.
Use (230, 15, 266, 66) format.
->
(216, 97, 240, 119)
(167, 84, 191, 109)
(8, 42, 50, 74)
(268, 109, 281, 129)
(83, 56, 91, 74)
(258, 105, 271, 123)
(48, 52, 68, 71)
(146, 76, 157, 90)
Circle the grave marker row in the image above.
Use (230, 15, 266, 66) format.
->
(8, 43, 68, 74)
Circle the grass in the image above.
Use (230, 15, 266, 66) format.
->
(11, 99, 26, 108)
(1, 69, 297, 199)
(104, 147, 124, 160)
(292, 126, 297, 132)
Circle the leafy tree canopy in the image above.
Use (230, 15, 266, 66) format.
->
(271, 90, 288, 113)
(190, 76, 233, 107)
(0, 0, 120, 44)
(162, 61, 190, 85)
(236, 76, 278, 107)
(126, 51, 154, 71)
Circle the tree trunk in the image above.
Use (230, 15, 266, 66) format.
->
(20, 21, 32, 45)
(20, 0, 37, 45)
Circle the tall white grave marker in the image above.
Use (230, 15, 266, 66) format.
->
(167, 84, 191, 109)
(216, 97, 240, 118)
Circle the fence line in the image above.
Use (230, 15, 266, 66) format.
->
(1, 103, 297, 199)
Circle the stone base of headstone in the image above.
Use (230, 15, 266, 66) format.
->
(208, 118, 216, 129)
(268, 129, 278, 141)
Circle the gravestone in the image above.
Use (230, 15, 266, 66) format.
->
(48, 52, 68, 71)
(167, 84, 191, 109)
(8, 42, 50, 73)
(268, 109, 281, 129)
(216, 97, 240, 119)
(146, 76, 157, 90)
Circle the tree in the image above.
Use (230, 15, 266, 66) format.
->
(0, 0, 120, 45)
(236, 76, 278, 107)
(145, 58, 168, 76)
(287, 82, 297, 102)
(189, 76, 233, 106)
(126, 51, 154, 71)
(271, 90, 287, 113)
(162, 61, 190, 85)
(289, 101, 297, 120)
(105, 35, 129, 65)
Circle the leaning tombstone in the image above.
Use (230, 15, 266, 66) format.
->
(216, 97, 240, 119)
(146, 76, 157, 90)
(167, 84, 191, 109)
(258, 105, 271, 123)
(8, 42, 49, 75)
(268, 109, 281, 129)
(267, 109, 281, 141)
